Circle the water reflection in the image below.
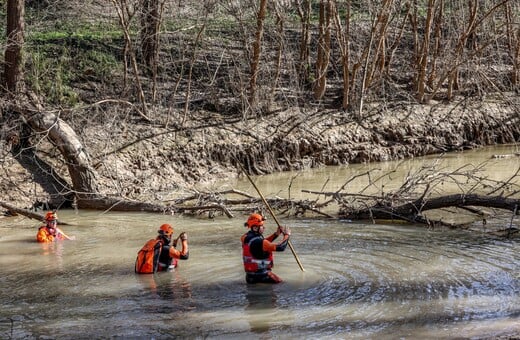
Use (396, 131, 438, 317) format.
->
(38, 241, 65, 269)
(244, 285, 278, 334)
(0, 211, 518, 338)
(135, 272, 192, 302)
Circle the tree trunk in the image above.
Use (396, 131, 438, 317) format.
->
(249, 0, 268, 109)
(332, 0, 351, 110)
(4, 0, 24, 93)
(313, 0, 331, 100)
(15, 106, 175, 212)
(111, 0, 150, 120)
(295, 0, 312, 86)
(22, 108, 100, 201)
(340, 194, 520, 223)
(415, 0, 435, 103)
(140, 0, 160, 73)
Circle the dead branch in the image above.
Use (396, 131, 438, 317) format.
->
(304, 157, 520, 228)
(341, 194, 520, 221)
(0, 200, 72, 225)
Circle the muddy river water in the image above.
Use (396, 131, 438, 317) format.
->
(1, 145, 519, 339)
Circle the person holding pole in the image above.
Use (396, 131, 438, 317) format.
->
(241, 213, 291, 284)
(237, 161, 305, 272)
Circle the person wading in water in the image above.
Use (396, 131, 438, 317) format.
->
(135, 224, 189, 273)
(241, 213, 291, 284)
(36, 211, 75, 243)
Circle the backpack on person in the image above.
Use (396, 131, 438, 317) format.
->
(135, 239, 163, 274)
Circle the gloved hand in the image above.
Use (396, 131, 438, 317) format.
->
(179, 232, 187, 241)
(278, 226, 291, 236)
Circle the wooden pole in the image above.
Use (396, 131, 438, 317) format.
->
(238, 164, 305, 271)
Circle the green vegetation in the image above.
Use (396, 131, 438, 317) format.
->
(23, 24, 122, 106)
(2, 1, 518, 110)
(26, 48, 79, 106)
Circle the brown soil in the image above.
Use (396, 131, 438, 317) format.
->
(2, 93, 519, 210)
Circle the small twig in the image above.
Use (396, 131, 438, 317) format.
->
(509, 204, 518, 238)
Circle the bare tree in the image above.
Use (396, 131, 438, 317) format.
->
(313, 0, 332, 101)
(504, 2, 520, 87)
(140, 0, 168, 101)
(248, 0, 268, 109)
(182, 19, 207, 124)
(111, 0, 150, 120)
(295, 0, 312, 87)
(140, 0, 164, 74)
(269, 1, 287, 107)
(423, 0, 513, 102)
(4, 0, 24, 93)
(331, 0, 351, 110)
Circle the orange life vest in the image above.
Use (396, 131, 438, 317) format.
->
(242, 233, 274, 273)
(36, 226, 65, 243)
(135, 239, 163, 274)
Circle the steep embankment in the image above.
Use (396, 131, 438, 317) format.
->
(1, 94, 518, 210)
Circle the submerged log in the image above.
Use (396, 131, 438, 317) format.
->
(340, 194, 520, 223)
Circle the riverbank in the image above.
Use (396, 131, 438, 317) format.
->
(1, 93, 519, 210)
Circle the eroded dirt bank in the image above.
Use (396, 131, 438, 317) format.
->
(1, 95, 519, 210)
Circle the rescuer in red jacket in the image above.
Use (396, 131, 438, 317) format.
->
(241, 213, 291, 284)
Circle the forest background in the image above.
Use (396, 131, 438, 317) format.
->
(0, 0, 519, 223)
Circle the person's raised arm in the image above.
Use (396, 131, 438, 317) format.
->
(170, 232, 189, 259)
(263, 227, 291, 252)
(56, 227, 75, 240)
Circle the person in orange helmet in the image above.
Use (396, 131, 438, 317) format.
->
(36, 211, 75, 243)
(157, 224, 189, 271)
(241, 213, 291, 284)
(135, 224, 189, 273)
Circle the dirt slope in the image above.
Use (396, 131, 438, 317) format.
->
(2, 94, 518, 210)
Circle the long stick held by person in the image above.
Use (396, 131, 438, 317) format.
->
(241, 213, 291, 284)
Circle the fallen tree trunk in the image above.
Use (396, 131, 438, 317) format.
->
(77, 197, 234, 217)
(10, 94, 248, 215)
(12, 93, 101, 206)
(21, 101, 100, 200)
(0, 200, 72, 225)
(340, 194, 520, 222)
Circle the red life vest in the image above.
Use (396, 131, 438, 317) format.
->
(242, 234, 274, 273)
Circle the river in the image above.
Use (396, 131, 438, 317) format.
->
(1, 145, 519, 339)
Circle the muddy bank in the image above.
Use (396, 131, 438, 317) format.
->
(1, 95, 519, 210)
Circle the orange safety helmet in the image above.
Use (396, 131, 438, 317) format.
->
(45, 211, 58, 221)
(158, 223, 174, 236)
(245, 213, 265, 228)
